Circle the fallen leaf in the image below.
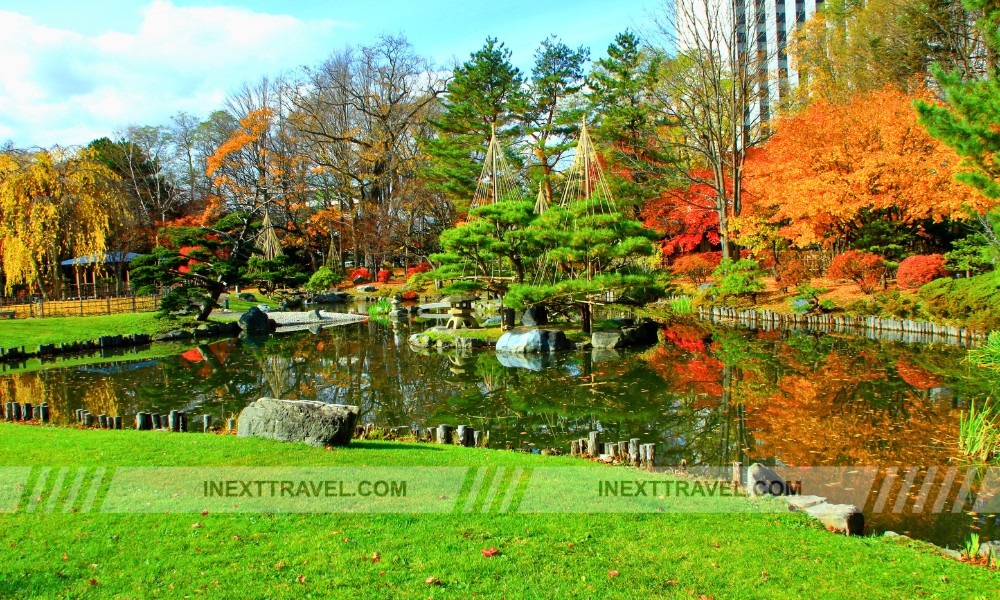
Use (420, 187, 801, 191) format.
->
(201, 510, 209, 516)
(275, 561, 287, 570)
(62, 553, 68, 561)
(89, 579, 97, 587)
(371, 552, 381, 563)
(425, 576, 442, 585)
(297, 575, 306, 584)
(191, 523, 202, 529)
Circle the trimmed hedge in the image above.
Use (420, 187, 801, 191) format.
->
(919, 270, 1000, 331)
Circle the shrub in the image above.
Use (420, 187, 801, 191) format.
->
(376, 269, 392, 284)
(776, 257, 810, 291)
(827, 250, 886, 294)
(405, 262, 431, 279)
(401, 290, 418, 301)
(897, 254, 948, 290)
(671, 253, 721, 283)
(712, 258, 765, 300)
(350, 267, 372, 283)
(305, 267, 339, 292)
(919, 270, 1000, 331)
(792, 283, 829, 313)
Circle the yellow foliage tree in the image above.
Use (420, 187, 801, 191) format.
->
(0, 147, 126, 297)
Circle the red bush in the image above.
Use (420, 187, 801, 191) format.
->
(401, 290, 418, 301)
(896, 254, 947, 290)
(671, 252, 722, 283)
(350, 267, 372, 283)
(776, 257, 811, 291)
(406, 262, 431, 279)
(827, 250, 886, 293)
(376, 269, 391, 284)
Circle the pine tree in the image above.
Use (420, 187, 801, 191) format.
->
(524, 36, 590, 208)
(915, 1, 1000, 253)
(587, 31, 671, 210)
(423, 38, 527, 210)
(506, 123, 665, 333)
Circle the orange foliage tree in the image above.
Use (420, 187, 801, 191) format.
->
(741, 88, 991, 249)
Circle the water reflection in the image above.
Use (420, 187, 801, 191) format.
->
(1, 319, 997, 547)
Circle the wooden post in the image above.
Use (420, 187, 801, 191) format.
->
(179, 412, 188, 433)
(588, 431, 600, 458)
(203, 415, 213, 433)
(21, 403, 32, 421)
(169, 410, 181, 432)
(40, 403, 49, 423)
(645, 444, 656, 468)
(638, 444, 648, 467)
(617, 441, 627, 459)
(456, 425, 469, 447)
(732, 462, 743, 488)
(629, 438, 640, 466)
(84, 413, 95, 427)
(98, 414, 108, 429)
(227, 418, 236, 432)
(570, 440, 580, 456)
(113, 416, 122, 430)
(436, 424, 452, 445)
(151, 414, 162, 429)
(473, 430, 482, 447)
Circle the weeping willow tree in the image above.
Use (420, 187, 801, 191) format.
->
(0, 147, 127, 298)
(506, 122, 664, 333)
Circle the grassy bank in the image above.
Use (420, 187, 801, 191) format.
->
(0, 314, 175, 349)
(0, 425, 992, 599)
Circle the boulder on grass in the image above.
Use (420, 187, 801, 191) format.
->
(746, 463, 792, 497)
(495, 328, 570, 353)
(237, 398, 359, 447)
(804, 503, 865, 536)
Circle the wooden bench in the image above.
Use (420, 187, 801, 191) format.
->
(0, 311, 14, 319)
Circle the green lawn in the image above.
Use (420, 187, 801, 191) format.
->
(0, 424, 993, 599)
(0, 314, 175, 349)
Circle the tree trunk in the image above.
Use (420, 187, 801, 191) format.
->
(197, 287, 224, 322)
(580, 303, 592, 334)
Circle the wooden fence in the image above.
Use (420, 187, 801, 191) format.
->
(0, 294, 161, 319)
(698, 305, 986, 347)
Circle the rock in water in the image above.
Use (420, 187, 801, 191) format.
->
(495, 328, 570, 353)
(237, 398, 359, 447)
(238, 306, 272, 335)
(746, 463, 792, 497)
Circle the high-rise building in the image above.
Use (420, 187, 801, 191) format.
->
(674, 0, 826, 125)
(733, 0, 825, 121)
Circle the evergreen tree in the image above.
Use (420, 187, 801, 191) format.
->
(506, 124, 665, 332)
(915, 1, 1000, 255)
(587, 31, 671, 209)
(423, 38, 527, 209)
(524, 36, 590, 207)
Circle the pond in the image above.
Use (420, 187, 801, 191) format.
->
(1, 317, 998, 549)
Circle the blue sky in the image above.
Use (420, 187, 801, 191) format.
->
(0, 0, 656, 147)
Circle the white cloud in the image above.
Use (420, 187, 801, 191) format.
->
(0, 1, 351, 147)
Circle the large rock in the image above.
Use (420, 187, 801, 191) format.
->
(496, 352, 551, 371)
(495, 328, 570, 354)
(591, 319, 660, 349)
(804, 503, 865, 536)
(238, 306, 273, 335)
(154, 329, 194, 342)
(520, 305, 549, 326)
(408, 333, 432, 348)
(237, 398, 359, 448)
(746, 463, 793, 497)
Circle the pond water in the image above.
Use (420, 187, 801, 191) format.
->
(2, 318, 998, 548)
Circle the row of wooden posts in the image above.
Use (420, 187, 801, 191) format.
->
(133, 411, 236, 433)
(569, 430, 657, 468)
(4, 402, 50, 423)
(0, 333, 153, 365)
(698, 305, 985, 346)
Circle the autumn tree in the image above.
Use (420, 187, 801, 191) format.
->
(741, 87, 989, 253)
(0, 147, 127, 298)
(646, 0, 775, 259)
(294, 35, 447, 269)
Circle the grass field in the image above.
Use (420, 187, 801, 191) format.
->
(0, 313, 176, 349)
(0, 424, 993, 599)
